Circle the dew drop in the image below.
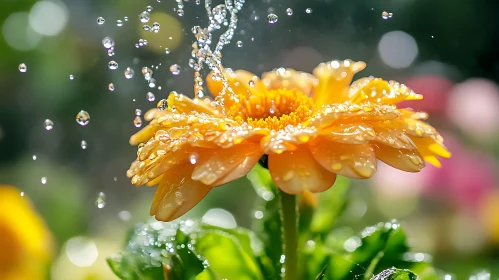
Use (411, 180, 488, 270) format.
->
(116, 20, 123, 27)
(267, 13, 278, 24)
(139, 11, 151, 23)
(165, 48, 170, 54)
(69, 74, 74, 80)
(81, 140, 87, 150)
(95, 192, 106, 209)
(170, 64, 181, 75)
(189, 153, 198, 164)
(177, 9, 184, 16)
(76, 110, 90, 126)
(108, 61, 118, 70)
(124, 67, 135, 79)
(381, 11, 393, 19)
(108, 83, 115, 91)
(141, 67, 153, 80)
(148, 78, 156, 88)
(18, 63, 27, 73)
(157, 99, 168, 110)
(97, 17, 105, 25)
(146, 92, 155, 102)
(102, 36, 115, 49)
(305, 8, 313, 14)
(41, 177, 47, 184)
(134, 116, 142, 127)
(44, 119, 54, 130)
(236, 40, 243, 47)
(286, 8, 293, 16)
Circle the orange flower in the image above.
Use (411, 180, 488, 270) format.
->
(127, 60, 450, 221)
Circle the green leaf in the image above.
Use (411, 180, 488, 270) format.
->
(370, 268, 417, 280)
(248, 166, 282, 279)
(315, 265, 328, 280)
(195, 229, 263, 280)
(310, 176, 351, 237)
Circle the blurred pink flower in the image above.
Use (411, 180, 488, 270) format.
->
(447, 78, 499, 139)
(401, 76, 453, 114)
(373, 134, 497, 214)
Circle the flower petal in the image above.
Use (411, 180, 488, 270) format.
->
(192, 143, 263, 185)
(348, 77, 422, 104)
(151, 165, 211, 222)
(410, 137, 451, 167)
(309, 137, 377, 178)
(373, 143, 425, 172)
(261, 68, 318, 96)
(318, 123, 376, 144)
(312, 60, 366, 105)
(167, 92, 219, 115)
(268, 146, 337, 194)
(261, 125, 317, 154)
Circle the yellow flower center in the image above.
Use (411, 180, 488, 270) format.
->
(232, 88, 314, 130)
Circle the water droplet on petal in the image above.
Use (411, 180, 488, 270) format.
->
(124, 67, 135, 79)
(76, 110, 90, 126)
(108, 61, 118, 70)
(139, 11, 151, 23)
(175, 191, 184, 205)
(170, 64, 181, 75)
(41, 177, 47, 184)
(116, 20, 123, 27)
(44, 119, 54, 130)
(102, 36, 115, 49)
(286, 8, 293, 16)
(108, 83, 115, 91)
(96, 192, 106, 208)
(189, 153, 198, 164)
(157, 99, 168, 110)
(18, 63, 27, 73)
(81, 140, 87, 149)
(146, 92, 155, 102)
(97, 17, 105, 25)
(134, 116, 142, 127)
(267, 13, 278, 24)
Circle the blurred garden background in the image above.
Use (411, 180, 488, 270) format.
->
(1, 0, 499, 278)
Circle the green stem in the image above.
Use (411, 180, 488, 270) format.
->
(280, 190, 298, 280)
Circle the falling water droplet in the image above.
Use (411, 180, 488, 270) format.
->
(267, 13, 278, 24)
(286, 8, 293, 16)
(107, 49, 115, 56)
(248, 80, 255, 87)
(142, 67, 153, 80)
(236, 41, 243, 47)
(152, 22, 160, 33)
(189, 153, 199, 164)
(108, 83, 115, 91)
(157, 99, 168, 110)
(18, 63, 27, 73)
(146, 92, 155, 102)
(32, 155, 37, 160)
(305, 8, 313, 14)
(135, 109, 142, 116)
(177, 9, 184, 16)
(165, 48, 170, 54)
(381, 11, 393, 19)
(118, 210, 131, 221)
(170, 64, 181, 75)
(81, 140, 87, 149)
(148, 78, 156, 88)
(95, 192, 106, 208)
(108, 61, 118, 70)
(44, 119, 54, 130)
(97, 17, 105, 25)
(124, 16, 129, 21)
(116, 20, 123, 27)
(124, 67, 135, 79)
(134, 116, 142, 127)
(143, 25, 151, 31)
(41, 177, 47, 184)
(146, 6, 153, 12)
(102, 37, 115, 49)
(20, 192, 25, 197)
(69, 74, 74, 80)
(76, 110, 90, 126)
(139, 11, 151, 23)
(175, 191, 184, 205)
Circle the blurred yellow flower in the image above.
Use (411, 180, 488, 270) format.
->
(0, 185, 53, 280)
(127, 60, 450, 221)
